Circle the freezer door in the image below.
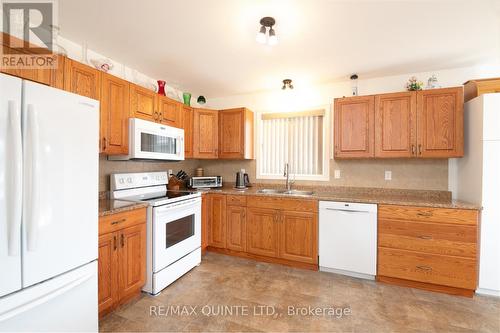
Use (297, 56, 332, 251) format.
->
(0, 261, 98, 332)
(22, 81, 99, 287)
(0, 73, 23, 297)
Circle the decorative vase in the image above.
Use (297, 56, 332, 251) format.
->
(157, 80, 166, 96)
(183, 92, 192, 106)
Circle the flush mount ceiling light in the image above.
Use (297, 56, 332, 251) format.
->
(282, 79, 293, 90)
(256, 17, 277, 45)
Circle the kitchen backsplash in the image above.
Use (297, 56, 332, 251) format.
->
(199, 159, 448, 191)
(100, 156, 448, 192)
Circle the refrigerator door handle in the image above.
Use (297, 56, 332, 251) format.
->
(7, 100, 22, 256)
(26, 104, 40, 252)
(0, 270, 94, 322)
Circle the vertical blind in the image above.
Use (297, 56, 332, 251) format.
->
(259, 111, 324, 176)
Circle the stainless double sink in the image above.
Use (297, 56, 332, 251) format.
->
(257, 188, 314, 196)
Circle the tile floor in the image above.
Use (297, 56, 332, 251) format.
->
(100, 253, 500, 332)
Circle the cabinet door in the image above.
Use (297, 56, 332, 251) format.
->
(130, 84, 158, 122)
(193, 108, 218, 159)
(219, 108, 254, 159)
(98, 232, 119, 316)
(63, 59, 101, 99)
(279, 211, 317, 264)
(208, 194, 227, 248)
(416, 87, 464, 158)
(375, 92, 417, 158)
(183, 106, 194, 158)
(226, 205, 246, 252)
(1, 35, 65, 89)
(158, 96, 183, 128)
(334, 96, 375, 158)
(246, 207, 279, 258)
(118, 224, 146, 301)
(100, 73, 130, 155)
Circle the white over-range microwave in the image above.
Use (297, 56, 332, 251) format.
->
(109, 118, 184, 161)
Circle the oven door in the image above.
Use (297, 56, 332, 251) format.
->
(152, 198, 201, 272)
(131, 118, 184, 160)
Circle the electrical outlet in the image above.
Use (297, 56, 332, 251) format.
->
(334, 169, 341, 179)
(385, 170, 392, 181)
(241, 169, 246, 174)
(168, 169, 173, 177)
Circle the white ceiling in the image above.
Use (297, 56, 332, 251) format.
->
(59, 0, 500, 98)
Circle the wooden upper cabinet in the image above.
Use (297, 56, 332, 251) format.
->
(63, 59, 101, 99)
(218, 108, 254, 159)
(118, 223, 146, 301)
(183, 106, 194, 158)
(334, 96, 375, 158)
(130, 84, 158, 122)
(226, 205, 246, 252)
(100, 73, 130, 155)
(1, 33, 65, 89)
(98, 232, 119, 316)
(158, 96, 183, 128)
(416, 87, 464, 158)
(193, 108, 219, 159)
(246, 207, 280, 258)
(208, 194, 227, 248)
(375, 92, 417, 158)
(279, 211, 318, 264)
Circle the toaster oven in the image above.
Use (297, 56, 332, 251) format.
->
(188, 176, 223, 189)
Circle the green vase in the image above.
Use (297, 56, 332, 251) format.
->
(183, 92, 192, 106)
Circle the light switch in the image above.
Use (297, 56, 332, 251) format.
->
(385, 170, 392, 180)
(334, 169, 341, 179)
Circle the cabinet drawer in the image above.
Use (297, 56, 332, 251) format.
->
(226, 195, 247, 206)
(247, 195, 317, 212)
(99, 208, 147, 235)
(378, 205, 478, 226)
(378, 219, 477, 258)
(378, 247, 477, 290)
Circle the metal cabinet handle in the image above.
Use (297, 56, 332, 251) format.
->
(113, 235, 117, 251)
(416, 265, 432, 272)
(111, 218, 126, 225)
(417, 235, 433, 240)
(416, 211, 433, 217)
(418, 144, 422, 155)
(153, 111, 159, 120)
(121, 234, 125, 248)
(103, 137, 107, 151)
(411, 144, 416, 155)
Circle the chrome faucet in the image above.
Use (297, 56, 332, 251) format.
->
(283, 163, 294, 192)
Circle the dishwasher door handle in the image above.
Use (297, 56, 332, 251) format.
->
(323, 208, 370, 214)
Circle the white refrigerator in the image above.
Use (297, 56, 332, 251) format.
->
(454, 93, 500, 296)
(0, 73, 99, 331)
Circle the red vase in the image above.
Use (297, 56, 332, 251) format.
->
(157, 80, 166, 96)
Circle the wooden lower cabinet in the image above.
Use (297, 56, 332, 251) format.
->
(279, 211, 318, 264)
(208, 194, 227, 248)
(97, 232, 119, 316)
(98, 208, 147, 317)
(377, 204, 479, 297)
(246, 207, 280, 258)
(226, 205, 246, 252)
(205, 194, 318, 269)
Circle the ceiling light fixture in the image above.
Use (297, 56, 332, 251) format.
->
(282, 79, 293, 90)
(256, 17, 277, 45)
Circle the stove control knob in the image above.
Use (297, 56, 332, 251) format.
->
(119, 178, 125, 184)
(127, 177, 133, 183)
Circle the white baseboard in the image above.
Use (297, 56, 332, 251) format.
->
(476, 288, 500, 297)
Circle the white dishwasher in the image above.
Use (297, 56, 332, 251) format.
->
(319, 201, 377, 279)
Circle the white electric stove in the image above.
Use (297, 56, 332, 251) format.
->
(111, 172, 201, 295)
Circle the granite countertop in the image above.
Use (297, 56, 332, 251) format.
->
(200, 184, 481, 210)
(99, 198, 149, 217)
